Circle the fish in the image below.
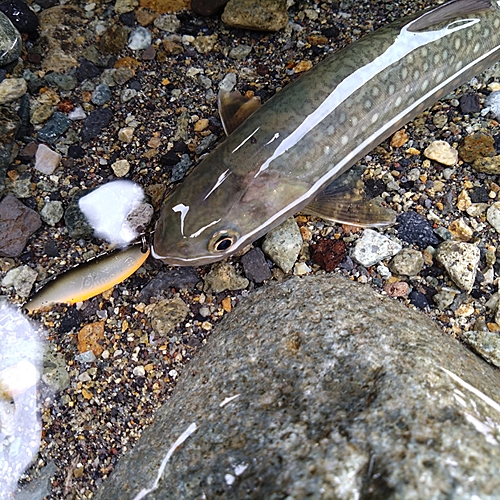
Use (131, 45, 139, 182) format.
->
(152, 0, 500, 266)
(24, 243, 150, 313)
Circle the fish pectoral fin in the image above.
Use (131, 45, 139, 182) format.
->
(303, 182, 396, 227)
(218, 88, 261, 135)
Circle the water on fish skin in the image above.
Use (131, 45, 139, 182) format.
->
(153, 0, 500, 266)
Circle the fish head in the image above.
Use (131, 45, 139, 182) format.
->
(152, 148, 309, 266)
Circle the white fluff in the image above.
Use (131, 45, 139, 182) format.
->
(79, 180, 144, 247)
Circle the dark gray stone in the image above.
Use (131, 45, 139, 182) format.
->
(0, 11, 21, 66)
(241, 247, 271, 283)
(36, 111, 71, 143)
(95, 275, 500, 500)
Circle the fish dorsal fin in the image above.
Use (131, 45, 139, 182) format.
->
(302, 167, 396, 227)
(409, 0, 493, 32)
(218, 88, 261, 135)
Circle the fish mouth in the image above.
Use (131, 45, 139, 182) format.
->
(150, 244, 221, 267)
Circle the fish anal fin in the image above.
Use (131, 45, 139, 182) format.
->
(303, 183, 396, 227)
(218, 88, 261, 135)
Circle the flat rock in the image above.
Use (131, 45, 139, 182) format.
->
(435, 240, 480, 293)
(222, 0, 288, 31)
(0, 195, 41, 257)
(95, 275, 500, 500)
(0, 77, 27, 104)
(423, 140, 458, 166)
(262, 217, 302, 273)
(351, 229, 402, 267)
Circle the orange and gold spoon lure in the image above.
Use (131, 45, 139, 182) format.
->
(24, 242, 150, 313)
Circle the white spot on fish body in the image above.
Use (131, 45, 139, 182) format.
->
(371, 112, 379, 124)
(484, 27, 490, 38)
(454, 38, 461, 51)
(423, 61, 429, 72)
(395, 96, 402, 107)
(495, 18, 500, 29)
(401, 67, 408, 80)
(364, 99, 372, 110)
(351, 116, 358, 126)
(339, 112, 346, 124)
(473, 42, 481, 54)
(388, 83, 396, 95)
(341, 135, 349, 146)
(327, 124, 335, 134)
(421, 79, 429, 91)
(371, 86, 380, 98)
(433, 53, 440, 64)
(172, 203, 190, 237)
(435, 71, 445, 83)
(413, 70, 420, 80)
(324, 145, 331, 154)
(455, 60, 463, 72)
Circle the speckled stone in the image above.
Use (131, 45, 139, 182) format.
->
(459, 330, 500, 368)
(262, 217, 302, 273)
(435, 241, 480, 293)
(0, 77, 27, 104)
(351, 229, 402, 267)
(458, 132, 496, 163)
(472, 155, 500, 174)
(423, 140, 458, 166)
(203, 261, 249, 293)
(0, 11, 21, 66)
(95, 275, 500, 500)
(388, 248, 424, 276)
(222, 0, 288, 31)
(147, 296, 189, 336)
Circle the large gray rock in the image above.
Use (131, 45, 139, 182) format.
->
(95, 275, 500, 500)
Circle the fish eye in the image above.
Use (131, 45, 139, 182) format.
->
(208, 230, 239, 253)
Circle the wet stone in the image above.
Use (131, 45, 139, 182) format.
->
(487, 202, 500, 234)
(36, 111, 71, 143)
(191, 0, 229, 16)
(91, 83, 112, 106)
(388, 248, 424, 276)
(153, 13, 181, 32)
(42, 350, 70, 393)
(80, 107, 113, 142)
(2, 264, 37, 297)
(351, 229, 402, 267)
(310, 238, 347, 272)
(460, 92, 481, 114)
(0, 195, 41, 257)
(228, 44, 252, 60)
(64, 192, 94, 239)
(98, 24, 129, 54)
(34, 143, 61, 174)
(458, 131, 496, 163)
(139, 268, 200, 301)
(95, 275, 500, 500)
(203, 262, 249, 293)
(76, 59, 101, 81)
(435, 241, 480, 293)
(222, 0, 288, 31)
(0, 12, 21, 66)
(397, 211, 440, 249)
(40, 200, 63, 226)
(128, 27, 152, 50)
(262, 218, 302, 273)
(0, 77, 27, 104)
(115, 0, 138, 14)
(448, 218, 473, 242)
(147, 296, 189, 336)
(423, 140, 458, 166)
(459, 330, 500, 368)
(408, 289, 429, 309)
(43, 72, 77, 91)
(486, 90, 500, 120)
(0, 0, 38, 35)
(472, 155, 500, 175)
(241, 247, 271, 283)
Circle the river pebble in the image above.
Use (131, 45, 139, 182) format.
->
(0, 77, 26, 104)
(459, 92, 481, 114)
(458, 131, 496, 163)
(80, 107, 113, 142)
(203, 261, 249, 293)
(388, 248, 424, 276)
(397, 211, 440, 248)
(459, 330, 500, 368)
(240, 247, 271, 283)
(146, 296, 189, 336)
(0, 195, 41, 257)
(222, 0, 288, 31)
(423, 140, 458, 166)
(40, 200, 63, 226)
(486, 90, 500, 119)
(37, 112, 71, 144)
(2, 264, 37, 297)
(262, 217, 302, 273)
(435, 241, 480, 292)
(472, 155, 500, 174)
(111, 159, 130, 177)
(34, 143, 61, 174)
(351, 229, 402, 267)
(0, 12, 21, 66)
(486, 202, 500, 233)
(448, 218, 473, 241)
(128, 27, 152, 50)
(91, 83, 112, 105)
